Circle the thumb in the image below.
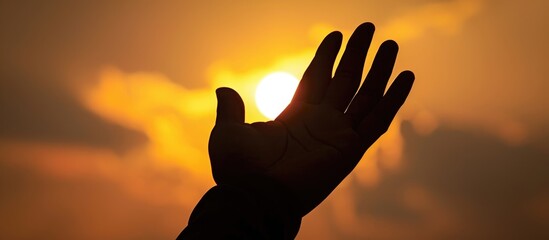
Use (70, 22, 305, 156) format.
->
(215, 87, 245, 124)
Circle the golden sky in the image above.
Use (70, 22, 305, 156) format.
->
(1, 0, 548, 239)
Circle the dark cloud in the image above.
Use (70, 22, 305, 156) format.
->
(0, 70, 147, 152)
(347, 121, 549, 239)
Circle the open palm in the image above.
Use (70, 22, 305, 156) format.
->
(209, 23, 414, 216)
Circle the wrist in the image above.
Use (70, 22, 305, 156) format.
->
(220, 175, 302, 239)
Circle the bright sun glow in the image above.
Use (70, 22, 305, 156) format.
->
(255, 72, 299, 119)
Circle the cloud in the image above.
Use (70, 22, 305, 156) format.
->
(0, 148, 188, 240)
(379, 0, 483, 41)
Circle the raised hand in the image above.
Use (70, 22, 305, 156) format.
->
(209, 22, 414, 216)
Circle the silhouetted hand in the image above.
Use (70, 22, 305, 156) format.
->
(209, 22, 414, 216)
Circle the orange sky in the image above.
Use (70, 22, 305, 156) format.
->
(1, 1, 548, 239)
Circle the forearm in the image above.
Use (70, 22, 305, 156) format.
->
(178, 180, 301, 240)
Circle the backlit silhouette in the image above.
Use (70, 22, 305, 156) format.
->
(178, 22, 415, 239)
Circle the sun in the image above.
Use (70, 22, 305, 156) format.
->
(255, 72, 299, 120)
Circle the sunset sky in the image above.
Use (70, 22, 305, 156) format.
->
(1, 0, 548, 239)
